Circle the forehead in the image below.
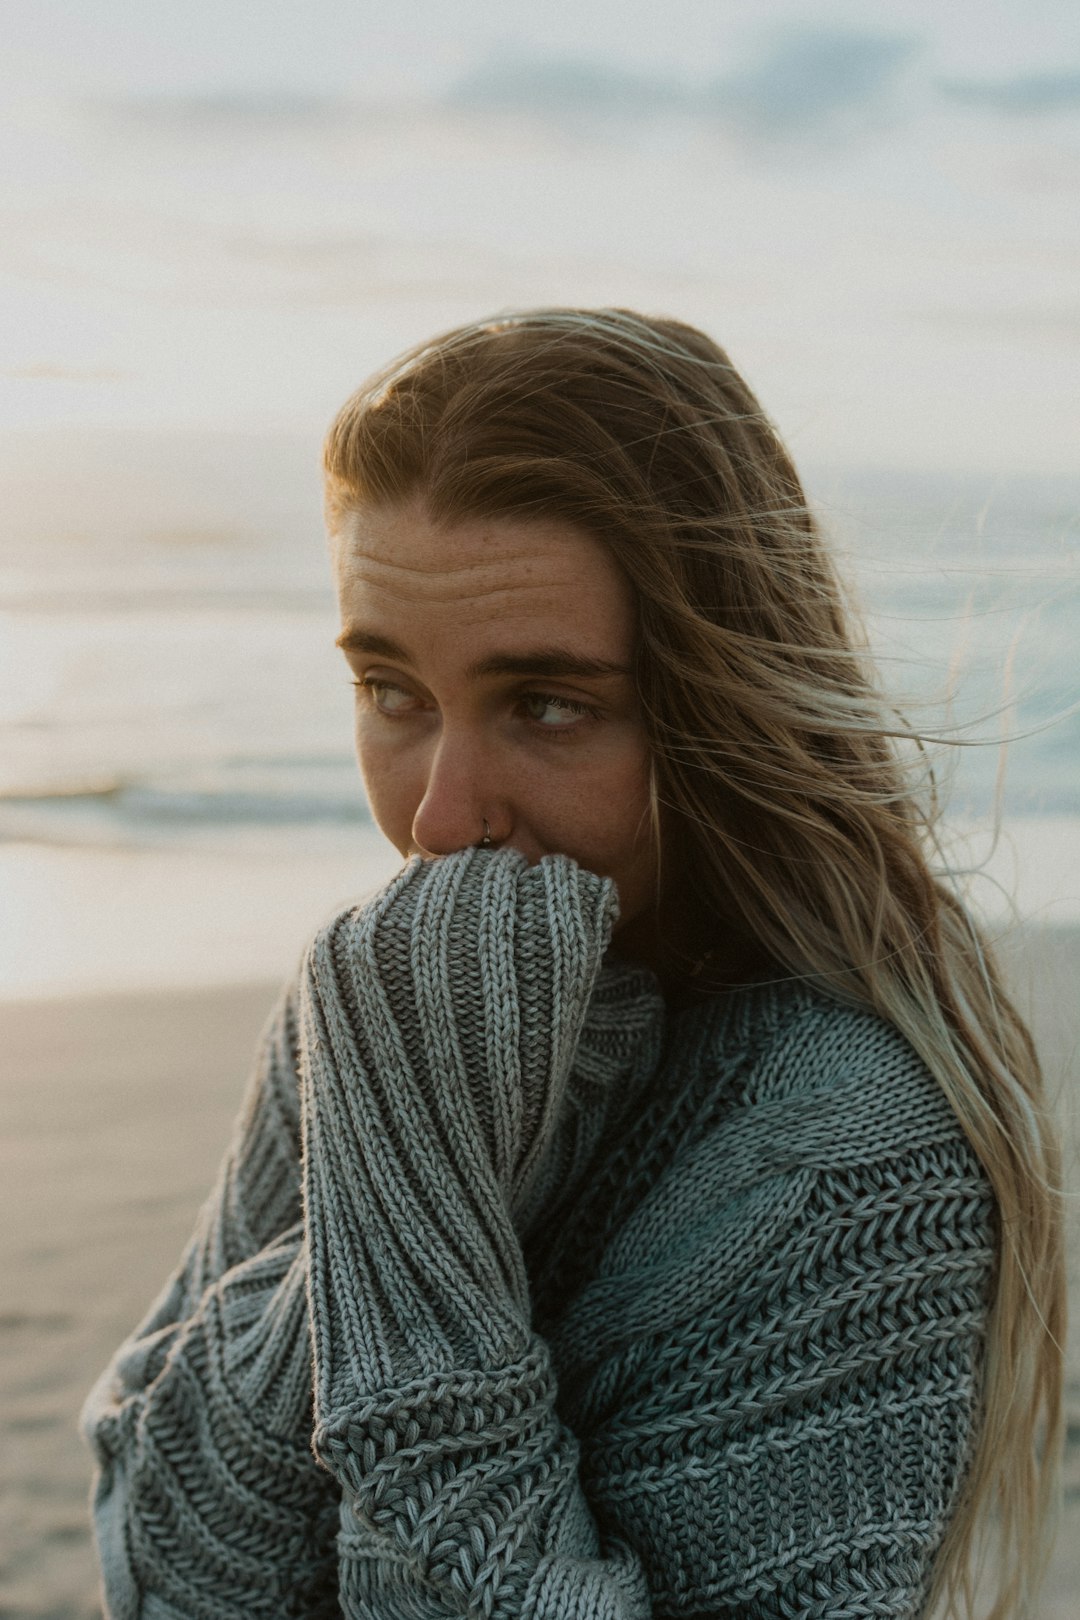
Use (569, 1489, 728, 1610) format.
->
(333, 502, 636, 653)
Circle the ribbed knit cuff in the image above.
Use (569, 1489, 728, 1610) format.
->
(314, 1338, 581, 1620)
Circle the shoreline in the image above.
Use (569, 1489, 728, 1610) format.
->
(2, 811, 1079, 1005)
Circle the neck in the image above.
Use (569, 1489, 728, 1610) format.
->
(612, 901, 771, 1011)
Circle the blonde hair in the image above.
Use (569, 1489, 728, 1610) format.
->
(323, 307, 1065, 1618)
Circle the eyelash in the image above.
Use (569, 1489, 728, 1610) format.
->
(350, 677, 599, 728)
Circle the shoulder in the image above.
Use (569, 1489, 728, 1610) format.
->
(603, 979, 995, 1273)
(672, 976, 980, 1179)
(553, 985, 998, 1620)
(545, 975, 997, 1388)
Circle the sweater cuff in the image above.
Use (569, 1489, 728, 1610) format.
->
(314, 1339, 558, 1488)
(313, 1339, 581, 1617)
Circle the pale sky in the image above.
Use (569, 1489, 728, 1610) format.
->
(2, 0, 1078, 474)
(5, 0, 1079, 93)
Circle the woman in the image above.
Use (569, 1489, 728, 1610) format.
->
(83, 308, 1063, 1619)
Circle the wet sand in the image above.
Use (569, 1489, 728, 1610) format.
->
(1, 927, 1077, 1617)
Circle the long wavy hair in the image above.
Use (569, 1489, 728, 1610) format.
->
(322, 307, 1065, 1619)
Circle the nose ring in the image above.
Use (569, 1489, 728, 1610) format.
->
(478, 818, 493, 849)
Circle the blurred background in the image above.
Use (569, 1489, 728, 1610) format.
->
(2, 0, 1079, 997)
(1, 1, 1078, 1614)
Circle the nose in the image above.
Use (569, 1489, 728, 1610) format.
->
(410, 728, 502, 857)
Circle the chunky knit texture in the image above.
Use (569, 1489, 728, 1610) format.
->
(82, 847, 996, 1619)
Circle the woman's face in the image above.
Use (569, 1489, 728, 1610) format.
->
(331, 498, 658, 934)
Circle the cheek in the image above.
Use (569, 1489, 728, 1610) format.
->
(548, 741, 654, 873)
(353, 726, 420, 844)
(600, 750, 658, 910)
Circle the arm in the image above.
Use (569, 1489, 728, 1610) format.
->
(298, 847, 667, 1618)
(80, 978, 342, 1620)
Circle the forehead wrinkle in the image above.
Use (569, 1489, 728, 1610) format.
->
(341, 561, 581, 610)
(345, 548, 542, 579)
(340, 522, 585, 579)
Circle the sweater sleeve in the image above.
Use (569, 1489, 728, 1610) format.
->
(302, 869, 995, 1620)
(80, 977, 342, 1620)
(298, 847, 667, 1619)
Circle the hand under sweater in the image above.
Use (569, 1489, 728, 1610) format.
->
(82, 845, 995, 1620)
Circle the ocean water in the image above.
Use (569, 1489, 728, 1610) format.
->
(1, 430, 1077, 998)
(1, 44, 1078, 996)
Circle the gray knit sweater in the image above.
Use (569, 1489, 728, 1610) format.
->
(82, 847, 995, 1619)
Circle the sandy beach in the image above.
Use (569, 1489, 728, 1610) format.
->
(2, 925, 1078, 1618)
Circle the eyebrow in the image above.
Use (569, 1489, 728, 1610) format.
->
(334, 628, 631, 682)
